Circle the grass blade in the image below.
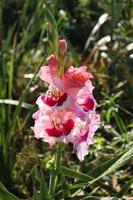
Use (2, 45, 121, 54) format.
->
(44, 5, 58, 54)
(60, 166, 93, 182)
(117, 179, 133, 198)
(87, 147, 133, 186)
(84, 13, 109, 50)
(0, 182, 19, 200)
(39, 169, 50, 200)
(0, 99, 33, 109)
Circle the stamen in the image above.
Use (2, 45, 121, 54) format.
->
(45, 89, 51, 98)
(52, 117, 60, 126)
(53, 89, 61, 97)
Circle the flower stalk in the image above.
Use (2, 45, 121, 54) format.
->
(49, 143, 62, 197)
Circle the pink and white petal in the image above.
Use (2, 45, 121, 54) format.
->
(32, 110, 40, 120)
(42, 135, 58, 147)
(39, 66, 53, 84)
(76, 141, 89, 162)
(36, 95, 46, 109)
(32, 116, 58, 147)
(39, 66, 63, 90)
(76, 80, 94, 99)
(89, 113, 100, 133)
(31, 120, 45, 139)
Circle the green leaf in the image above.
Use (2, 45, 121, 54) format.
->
(82, 197, 120, 200)
(43, 5, 58, 54)
(31, 165, 39, 200)
(0, 99, 33, 109)
(117, 179, 133, 198)
(2, 24, 16, 51)
(84, 13, 109, 50)
(87, 147, 133, 185)
(0, 182, 19, 200)
(31, 165, 50, 200)
(9, 55, 47, 136)
(60, 147, 133, 190)
(39, 169, 50, 200)
(32, 186, 39, 200)
(71, 196, 120, 200)
(60, 166, 93, 182)
(19, 0, 30, 26)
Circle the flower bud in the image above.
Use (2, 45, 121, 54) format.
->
(46, 54, 57, 70)
(59, 39, 67, 55)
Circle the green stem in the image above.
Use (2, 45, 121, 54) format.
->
(49, 143, 62, 197)
(56, 143, 62, 169)
(55, 144, 69, 199)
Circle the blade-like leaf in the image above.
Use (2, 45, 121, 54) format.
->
(60, 147, 133, 190)
(117, 179, 133, 198)
(60, 166, 93, 182)
(87, 147, 133, 185)
(82, 197, 120, 200)
(32, 186, 39, 200)
(84, 13, 109, 50)
(0, 99, 33, 109)
(43, 5, 58, 54)
(0, 182, 19, 200)
(39, 169, 50, 200)
(71, 196, 120, 200)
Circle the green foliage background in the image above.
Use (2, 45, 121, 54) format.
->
(0, 0, 133, 199)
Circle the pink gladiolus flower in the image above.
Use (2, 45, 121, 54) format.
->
(32, 39, 100, 161)
(32, 109, 77, 146)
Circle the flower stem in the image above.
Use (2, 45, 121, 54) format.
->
(56, 142, 62, 169)
(49, 143, 62, 197)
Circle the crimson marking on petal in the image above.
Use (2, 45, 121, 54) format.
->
(46, 119, 74, 137)
(46, 127, 63, 137)
(41, 95, 57, 106)
(63, 119, 74, 135)
(80, 132, 88, 141)
(81, 97, 94, 112)
(57, 93, 67, 106)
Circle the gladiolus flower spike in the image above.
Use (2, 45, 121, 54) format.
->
(32, 39, 100, 161)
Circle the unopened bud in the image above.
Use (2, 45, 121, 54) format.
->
(46, 54, 57, 70)
(59, 39, 67, 55)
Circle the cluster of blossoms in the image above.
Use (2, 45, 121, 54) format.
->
(32, 39, 100, 161)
